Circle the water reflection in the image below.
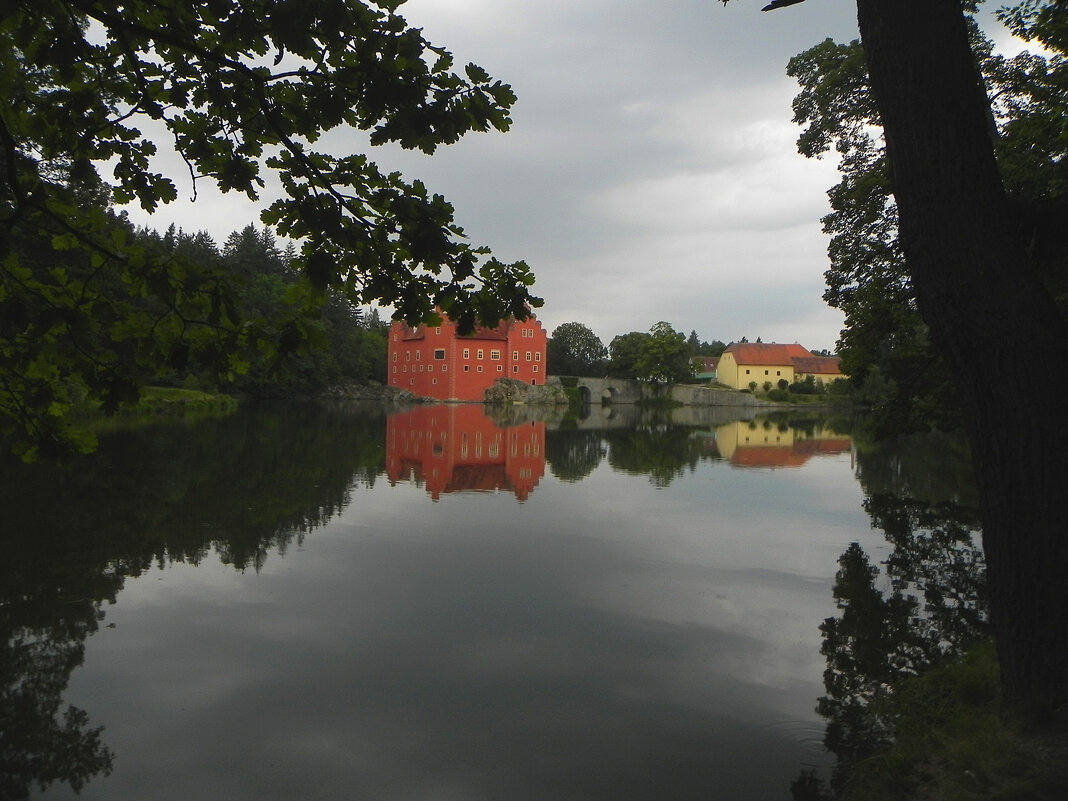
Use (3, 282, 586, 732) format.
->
(714, 417, 852, 470)
(793, 432, 986, 800)
(386, 405, 546, 501)
(0, 401, 968, 800)
(0, 402, 388, 798)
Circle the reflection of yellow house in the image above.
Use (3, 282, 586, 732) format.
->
(714, 419, 852, 468)
(717, 343, 844, 390)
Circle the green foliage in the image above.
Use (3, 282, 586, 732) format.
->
(608, 331, 649, 379)
(767, 388, 791, 402)
(634, 321, 693, 385)
(1, 0, 538, 457)
(547, 322, 608, 376)
(787, 7, 1067, 438)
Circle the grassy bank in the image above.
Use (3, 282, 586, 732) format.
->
(815, 641, 1068, 801)
(118, 386, 239, 415)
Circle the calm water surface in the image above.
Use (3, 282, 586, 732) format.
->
(1, 402, 974, 800)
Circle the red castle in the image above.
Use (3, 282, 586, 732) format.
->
(387, 312, 548, 402)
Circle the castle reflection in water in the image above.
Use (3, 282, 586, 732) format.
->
(386, 405, 546, 501)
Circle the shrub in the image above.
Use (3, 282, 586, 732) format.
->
(767, 388, 791, 402)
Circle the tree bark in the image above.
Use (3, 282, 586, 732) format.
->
(855, 0, 1068, 718)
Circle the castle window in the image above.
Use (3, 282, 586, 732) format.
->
(434, 349, 445, 360)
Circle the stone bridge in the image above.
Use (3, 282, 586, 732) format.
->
(549, 377, 756, 409)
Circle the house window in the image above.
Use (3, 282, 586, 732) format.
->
(490, 349, 500, 360)
(477, 365, 483, 372)
(406, 352, 411, 361)
(477, 349, 484, 360)
(745, 369, 750, 374)
(434, 348, 445, 360)
(534, 353, 541, 361)
(764, 370, 769, 375)
(442, 365, 447, 372)
(392, 353, 397, 362)
(435, 326, 441, 335)
(392, 366, 397, 373)
(463, 365, 470, 372)
(416, 351, 421, 360)
(463, 348, 470, 359)
(427, 365, 433, 372)
(533, 365, 539, 372)
(432, 378, 437, 385)
(512, 350, 519, 360)
(776, 370, 781, 376)
(512, 366, 519, 373)
(497, 365, 503, 372)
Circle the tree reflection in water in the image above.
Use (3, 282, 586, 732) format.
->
(794, 431, 988, 800)
(0, 401, 389, 798)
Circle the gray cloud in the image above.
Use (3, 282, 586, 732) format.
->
(124, 1, 871, 351)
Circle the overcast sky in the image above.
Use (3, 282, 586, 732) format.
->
(118, 1, 1018, 353)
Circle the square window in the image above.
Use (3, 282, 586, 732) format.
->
(434, 349, 445, 360)
(464, 365, 470, 372)
(477, 365, 483, 372)
(497, 365, 503, 372)
(490, 350, 500, 360)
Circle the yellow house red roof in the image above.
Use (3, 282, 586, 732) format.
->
(724, 342, 814, 365)
(791, 356, 843, 375)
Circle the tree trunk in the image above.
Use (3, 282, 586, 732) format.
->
(855, 0, 1068, 719)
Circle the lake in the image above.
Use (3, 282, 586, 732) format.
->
(0, 401, 981, 800)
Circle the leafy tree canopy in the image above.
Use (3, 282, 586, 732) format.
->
(787, 6, 1067, 436)
(1, 0, 538, 458)
(546, 322, 608, 377)
(634, 321, 692, 385)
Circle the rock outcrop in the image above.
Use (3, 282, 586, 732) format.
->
(483, 378, 568, 406)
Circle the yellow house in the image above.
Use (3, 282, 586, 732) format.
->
(717, 342, 843, 390)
